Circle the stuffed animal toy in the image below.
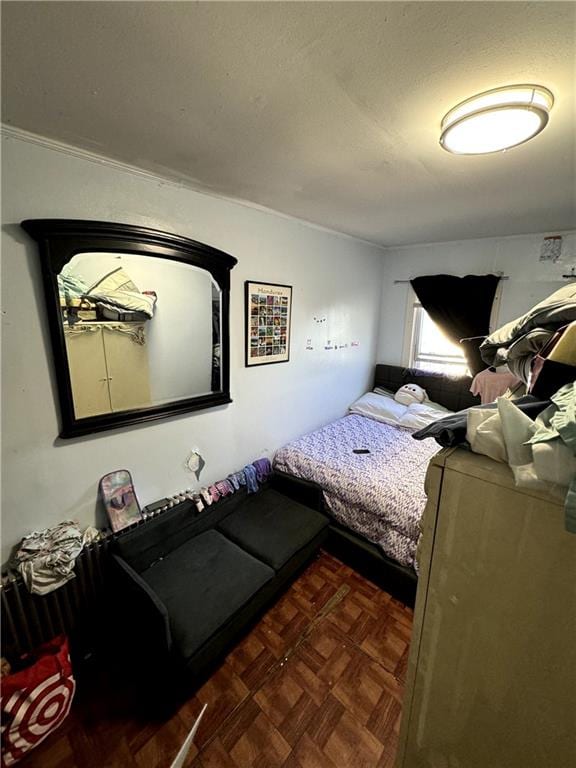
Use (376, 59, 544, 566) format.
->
(394, 383, 427, 406)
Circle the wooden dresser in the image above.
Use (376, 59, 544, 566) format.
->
(397, 448, 576, 768)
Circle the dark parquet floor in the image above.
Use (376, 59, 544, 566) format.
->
(18, 552, 413, 768)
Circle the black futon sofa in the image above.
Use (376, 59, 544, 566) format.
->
(110, 477, 328, 703)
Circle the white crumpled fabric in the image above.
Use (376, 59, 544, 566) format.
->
(466, 405, 507, 463)
(15, 521, 100, 595)
(467, 386, 576, 530)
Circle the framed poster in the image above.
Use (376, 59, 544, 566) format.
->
(245, 281, 292, 366)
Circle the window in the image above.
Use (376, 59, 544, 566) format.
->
(410, 304, 469, 375)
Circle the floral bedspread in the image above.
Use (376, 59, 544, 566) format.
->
(273, 414, 440, 569)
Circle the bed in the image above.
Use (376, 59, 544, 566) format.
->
(272, 364, 479, 605)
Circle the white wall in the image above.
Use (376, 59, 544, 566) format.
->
(378, 231, 576, 365)
(1, 133, 385, 565)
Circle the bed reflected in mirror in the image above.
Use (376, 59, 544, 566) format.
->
(22, 219, 237, 438)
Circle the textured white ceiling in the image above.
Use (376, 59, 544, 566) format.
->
(2, 1, 575, 246)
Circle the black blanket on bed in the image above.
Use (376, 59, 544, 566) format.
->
(412, 395, 550, 448)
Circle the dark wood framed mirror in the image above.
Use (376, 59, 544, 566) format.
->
(22, 219, 237, 438)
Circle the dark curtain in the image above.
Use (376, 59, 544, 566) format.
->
(410, 274, 501, 376)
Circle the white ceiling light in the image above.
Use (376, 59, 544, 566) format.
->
(440, 85, 554, 155)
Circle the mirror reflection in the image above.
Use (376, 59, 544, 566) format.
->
(58, 252, 221, 419)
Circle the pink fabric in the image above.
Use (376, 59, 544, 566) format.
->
(215, 479, 234, 497)
(209, 485, 221, 502)
(470, 369, 520, 404)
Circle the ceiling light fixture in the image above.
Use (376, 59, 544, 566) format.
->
(440, 84, 554, 155)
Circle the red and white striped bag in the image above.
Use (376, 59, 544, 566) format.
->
(1, 636, 75, 765)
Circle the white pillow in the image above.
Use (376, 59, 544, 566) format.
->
(398, 401, 453, 429)
(349, 391, 407, 425)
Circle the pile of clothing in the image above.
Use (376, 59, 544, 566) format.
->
(480, 283, 576, 384)
(14, 521, 99, 595)
(466, 383, 576, 532)
(415, 285, 576, 533)
(59, 265, 157, 323)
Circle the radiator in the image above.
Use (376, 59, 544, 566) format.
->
(0, 504, 177, 660)
(1, 537, 113, 659)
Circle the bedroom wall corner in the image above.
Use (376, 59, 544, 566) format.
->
(377, 231, 576, 365)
